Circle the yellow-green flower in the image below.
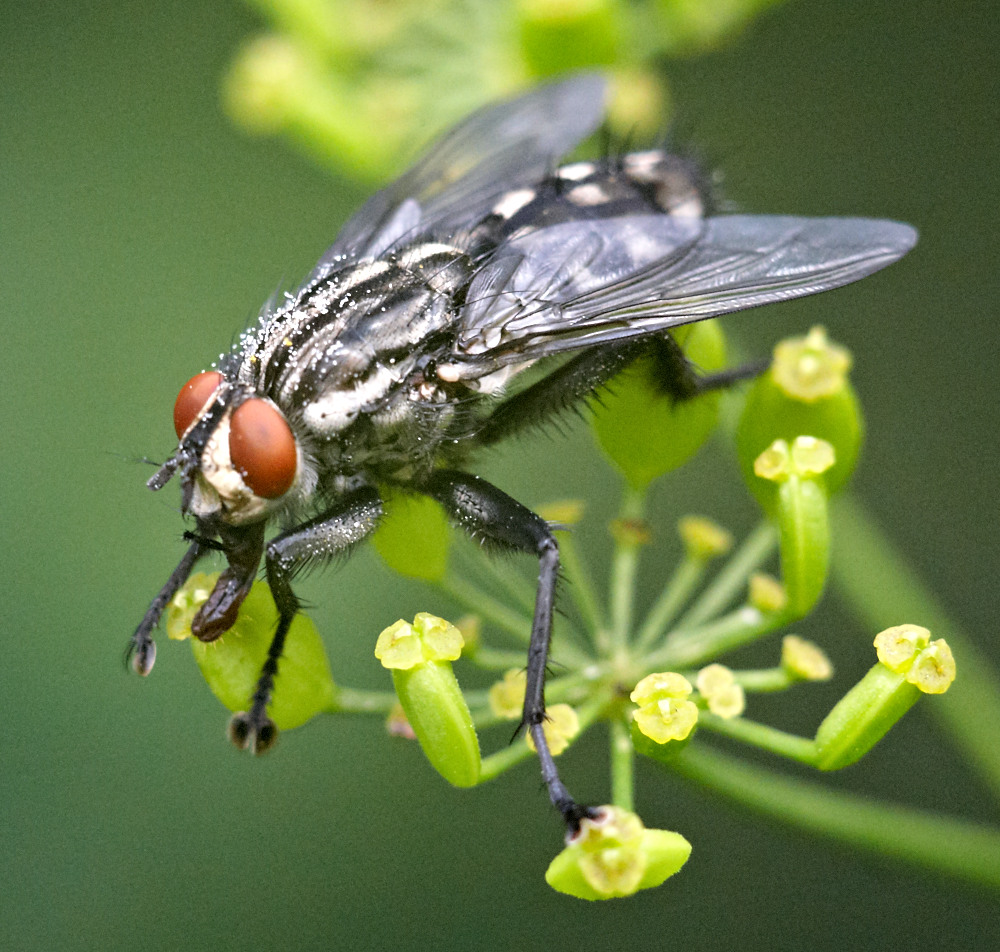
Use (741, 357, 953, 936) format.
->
(526, 704, 580, 756)
(630, 672, 698, 744)
(374, 612, 464, 670)
(875, 625, 955, 694)
(678, 515, 733, 561)
(376, 613, 479, 787)
(754, 436, 836, 483)
(748, 572, 787, 614)
(771, 326, 852, 402)
(781, 635, 833, 682)
(696, 664, 745, 719)
(545, 806, 692, 900)
(488, 669, 527, 719)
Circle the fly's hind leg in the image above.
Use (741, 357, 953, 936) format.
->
(422, 469, 598, 833)
(641, 333, 767, 401)
(472, 334, 765, 449)
(228, 487, 384, 754)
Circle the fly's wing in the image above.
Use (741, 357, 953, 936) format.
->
(302, 73, 609, 284)
(454, 214, 917, 368)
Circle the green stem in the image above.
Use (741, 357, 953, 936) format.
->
(650, 605, 777, 669)
(441, 574, 591, 668)
(635, 556, 707, 652)
(676, 520, 777, 628)
(671, 744, 1000, 890)
(556, 528, 608, 641)
(440, 574, 533, 643)
(466, 647, 536, 670)
(697, 712, 817, 764)
(609, 485, 646, 650)
(329, 687, 400, 714)
(831, 494, 1000, 800)
(730, 667, 796, 693)
(454, 540, 537, 614)
(478, 736, 535, 782)
(610, 717, 635, 811)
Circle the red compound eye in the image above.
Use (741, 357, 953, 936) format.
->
(173, 371, 224, 439)
(229, 398, 297, 498)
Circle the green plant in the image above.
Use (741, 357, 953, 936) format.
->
(165, 324, 999, 899)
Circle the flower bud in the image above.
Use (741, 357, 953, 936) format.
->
(781, 635, 833, 682)
(373, 492, 450, 582)
(488, 668, 527, 720)
(535, 499, 585, 526)
(609, 518, 651, 547)
(591, 322, 726, 489)
(678, 515, 733, 561)
(630, 672, 699, 745)
(545, 806, 692, 899)
(605, 68, 671, 141)
(169, 574, 337, 730)
(874, 625, 956, 694)
(696, 664, 745, 719)
(165, 572, 217, 641)
(376, 614, 480, 787)
(453, 615, 481, 655)
(753, 437, 834, 617)
(748, 572, 787, 615)
(385, 702, 416, 739)
(526, 704, 580, 756)
(814, 626, 955, 770)
(737, 327, 862, 511)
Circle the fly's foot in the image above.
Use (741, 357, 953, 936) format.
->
(228, 711, 278, 755)
(128, 635, 156, 676)
(561, 801, 602, 836)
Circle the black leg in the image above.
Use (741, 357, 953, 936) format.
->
(695, 356, 770, 393)
(644, 335, 769, 398)
(422, 470, 597, 831)
(474, 333, 767, 447)
(191, 520, 266, 642)
(127, 537, 206, 675)
(474, 339, 647, 446)
(229, 487, 384, 754)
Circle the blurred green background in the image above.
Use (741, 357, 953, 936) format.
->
(2, 0, 997, 949)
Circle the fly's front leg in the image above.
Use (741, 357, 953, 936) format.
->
(228, 487, 384, 755)
(127, 537, 207, 675)
(423, 470, 597, 832)
(191, 521, 266, 642)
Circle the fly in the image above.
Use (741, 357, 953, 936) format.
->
(128, 74, 917, 832)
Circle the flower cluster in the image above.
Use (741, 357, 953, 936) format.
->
(164, 327, 957, 898)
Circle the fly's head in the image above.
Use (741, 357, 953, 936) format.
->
(149, 370, 307, 526)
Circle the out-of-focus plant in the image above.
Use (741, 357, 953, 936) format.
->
(224, 0, 790, 180)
